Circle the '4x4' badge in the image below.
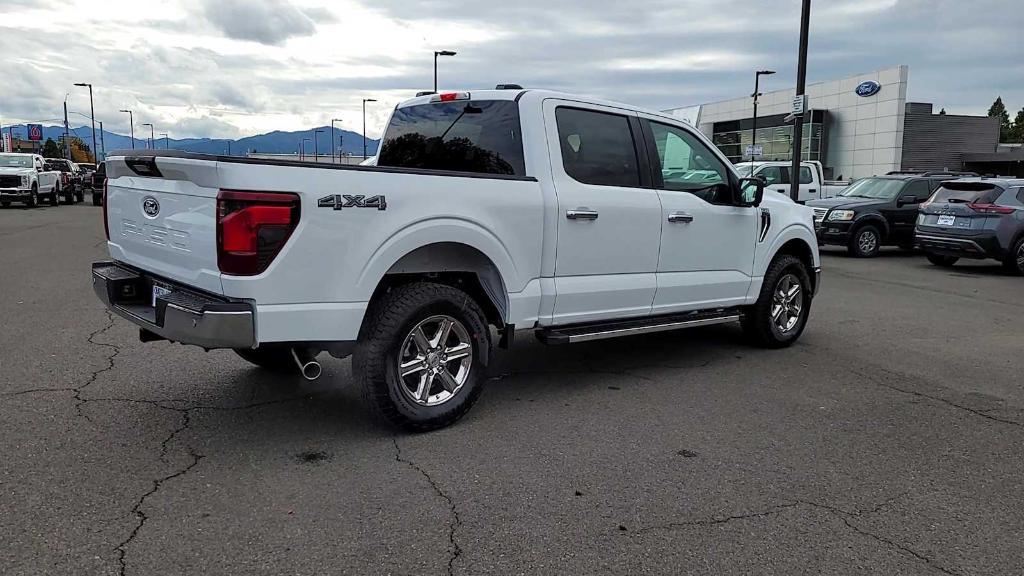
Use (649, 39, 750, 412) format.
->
(317, 194, 387, 211)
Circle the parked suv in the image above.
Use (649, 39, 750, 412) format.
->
(916, 179, 1024, 274)
(807, 172, 966, 257)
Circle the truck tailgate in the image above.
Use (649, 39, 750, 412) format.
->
(105, 157, 223, 294)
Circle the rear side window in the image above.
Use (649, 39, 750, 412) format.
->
(556, 107, 640, 188)
(760, 166, 783, 185)
(378, 100, 525, 176)
(799, 166, 814, 184)
(903, 180, 930, 199)
(931, 183, 1002, 204)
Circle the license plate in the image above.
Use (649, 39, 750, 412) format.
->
(151, 284, 173, 307)
(937, 215, 956, 226)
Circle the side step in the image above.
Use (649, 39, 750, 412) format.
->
(536, 308, 743, 345)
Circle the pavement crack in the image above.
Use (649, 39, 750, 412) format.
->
(72, 310, 122, 421)
(630, 502, 800, 535)
(392, 437, 462, 576)
(114, 449, 204, 576)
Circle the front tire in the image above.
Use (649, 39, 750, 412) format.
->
(926, 253, 959, 268)
(742, 255, 812, 348)
(1003, 237, 1024, 276)
(848, 225, 881, 258)
(25, 185, 38, 208)
(353, 282, 490, 432)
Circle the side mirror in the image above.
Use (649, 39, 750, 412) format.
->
(736, 177, 764, 207)
(898, 195, 918, 206)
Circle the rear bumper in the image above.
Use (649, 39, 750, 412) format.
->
(914, 232, 1002, 260)
(92, 261, 255, 349)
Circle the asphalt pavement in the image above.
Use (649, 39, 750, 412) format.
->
(1, 203, 1022, 575)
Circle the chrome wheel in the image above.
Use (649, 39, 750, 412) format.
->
(1017, 242, 1024, 272)
(858, 230, 877, 254)
(397, 315, 473, 407)
(771, 274, 803, 334)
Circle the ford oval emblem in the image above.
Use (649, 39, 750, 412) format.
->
(855, 81, 881, 97)
(142, 196, 160, 217)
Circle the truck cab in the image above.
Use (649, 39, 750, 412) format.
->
(734, 160, 847, 203)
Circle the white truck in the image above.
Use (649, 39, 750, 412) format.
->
(734, 160, 849, 203)
(92, 89, 821, 430)
(0, 153, 62, 207)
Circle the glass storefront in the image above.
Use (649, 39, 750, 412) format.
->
(711, 110, 828, 165)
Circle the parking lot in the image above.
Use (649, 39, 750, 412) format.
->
(1, 203, 1021, 575)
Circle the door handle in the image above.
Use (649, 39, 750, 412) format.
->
(566, 209, 598, 220)
(667, 212, 694, 223)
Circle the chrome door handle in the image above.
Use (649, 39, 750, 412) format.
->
(667, 212, 694, 223)
(566, 209, 599, 220)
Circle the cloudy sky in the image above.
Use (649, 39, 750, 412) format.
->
(1, 0, 1021, 140)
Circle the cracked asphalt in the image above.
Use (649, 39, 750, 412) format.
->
(2, 204, 1023, 575)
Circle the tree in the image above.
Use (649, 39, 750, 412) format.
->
(1011, 107, 1024, 144)
(41, 138, 62, 158)
(68, 137, 94, 163)
(987, 96, 1011, 142)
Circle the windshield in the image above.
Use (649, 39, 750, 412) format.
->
(0, 154, 33, 168)
(839, 178, 905, 200)
(378, 100, 525, 176)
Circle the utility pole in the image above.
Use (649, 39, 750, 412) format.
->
(119, 109, 135, 149)
(751, 70, 775, 176)
(63, 98, 72, 160)
(98, 120, 106, 161)
(331, 118, 343, 163)
(362, 98, 377, 159)
(789, 0, 811, 203)
(74, 83, 97, 164)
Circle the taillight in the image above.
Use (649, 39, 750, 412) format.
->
(967, 202, 1015, 215)
(102, 179, 109, 240)
(216, 190, 300, 276)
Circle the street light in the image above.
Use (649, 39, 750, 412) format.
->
(160, 133, 168, 149)
(433, 50, 457, 93)
(750, 69, 776, 176)
(362, 98, 377, 159)
(119, 109, 135, 149)
(73, 83, 97, 164)
(331, 118, 343, 163)
(141, 123, 154, 149)
(301, 138, 311, 162)
(312, 129, 324, 163)
(98, 120, 106, 160)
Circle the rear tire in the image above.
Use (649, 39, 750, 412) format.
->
(353, 282, 491, 432)
(741, 255, 812, 348)
(75, 188, 84, 203)
(92, 193, 102, 206)
(50, 184, 61, 206)
(926, 253, 959, 268)
(1, 202, 10, 207)
(1003, 237, 1024, 276)
(848, 224, 881, 258)
(233, 347, 296, 373)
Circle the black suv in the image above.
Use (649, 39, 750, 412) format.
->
(808, 172, 972, 257)
(916, 178, 1024, 274)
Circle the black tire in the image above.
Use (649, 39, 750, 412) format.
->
(92, 193, 102, 206)
(353, 282, 491, 432)
(25, 185, 37, 208)
(50, 184, 61, 206)
(75, 189, 84, 203)
(234, 347, 297, 373)
(1002, 237, 1024, 276)
(0, 202, 9, 207)
(926, 253, 959, 268)
(848, 224, 881, 258)
(741, 255, 812, 348)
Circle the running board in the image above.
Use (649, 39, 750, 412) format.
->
(536, 308, 742, 345)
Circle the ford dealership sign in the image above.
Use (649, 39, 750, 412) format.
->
(855, 81, 881, 97)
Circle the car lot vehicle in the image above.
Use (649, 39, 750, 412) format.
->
(734, 160, 848, 202)
(92, 89, 821, 430)
(90, 161, 106, 205)
(915, 178, 1024, 274)
(807, 172, 967, 257)
(44, 159, 85, 204)
(0, 153, 61, 207)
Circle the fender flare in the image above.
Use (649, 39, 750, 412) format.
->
(759, 223, 818, 277)
(850, 213, 890, 239)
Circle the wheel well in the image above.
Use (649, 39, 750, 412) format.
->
(775, 239, 817, 293)
(852, 216, 888, 240)
(368, 243, 508, 329)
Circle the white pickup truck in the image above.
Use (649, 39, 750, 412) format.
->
(0, 153, 62, 207)
(93, 89, 821, 430)
(734, 160, 849, 203)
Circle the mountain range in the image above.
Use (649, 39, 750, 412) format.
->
(4, 124, 380, 157)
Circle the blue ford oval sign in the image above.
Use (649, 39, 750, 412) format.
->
(855, 81, 881, 97)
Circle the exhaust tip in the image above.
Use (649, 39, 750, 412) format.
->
(291, 348, 322, 381)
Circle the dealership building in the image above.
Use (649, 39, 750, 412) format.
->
(665, 65, 1014, 180)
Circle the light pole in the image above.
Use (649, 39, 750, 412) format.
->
(362, 98, 377, 159)
(331, 118, 343, 163)
(433, 50, 457, 93)
(141, 123, 154, 149)
(73, 83, 97, 164)
(98, 120, 106, 161)
(301, 138, 311, 162)
(751, 69, 776, 176)
(119, 109, 135, 149)
(312, 129, 324, 163)
(789, 0, 811, 203)
(160, 133, 168, 149)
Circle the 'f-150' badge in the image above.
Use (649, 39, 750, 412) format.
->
(317, 194, 387, 211)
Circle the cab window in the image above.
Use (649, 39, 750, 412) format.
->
(555, 107, 640, 188)
(759, 166, 783, 185)
(901, 180, 930, 201)
(646, 120, 730, 204)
